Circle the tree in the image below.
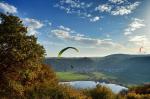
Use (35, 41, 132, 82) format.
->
(0, 13, 57, 98)
(0, 12, 45, 69)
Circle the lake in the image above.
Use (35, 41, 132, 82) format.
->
(60, 81, 128, 93)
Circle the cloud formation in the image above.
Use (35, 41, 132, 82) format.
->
(124, 18, 145, 35)
(129, 35, 147, 42)
(51, 26, 121, 48)
(55, 0, 141, 22)
(54, 0, 101, 22)
(23, 18, 44, 35)
(124, 18, 150, 52)
(90, 16, 100, 22)
(111, 2, 140, 15)
(0, 2, 45, 36)
(109, 0, 126, 4)
(54, 0, 92, 16)
(129, 35, 150, 47)
(58, 25, 71, 31)
(95, 4, 112, 12)
(0, 2, 17, 14)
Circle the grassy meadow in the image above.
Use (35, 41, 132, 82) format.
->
(56, 71, 116, 81)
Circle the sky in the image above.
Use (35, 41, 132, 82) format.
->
(0, 0, 150, 57)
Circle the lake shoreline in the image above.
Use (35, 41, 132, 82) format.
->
(59, 79, 127, 87)
(59, 81, 128, 94)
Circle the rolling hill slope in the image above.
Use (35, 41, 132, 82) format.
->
(44, 54, 150, 85)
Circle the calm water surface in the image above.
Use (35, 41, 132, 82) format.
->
(60, 81, 128, 93)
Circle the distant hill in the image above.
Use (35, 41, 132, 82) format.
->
(44, 54, 150, 85)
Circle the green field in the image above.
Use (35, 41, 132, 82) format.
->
(56, 72, 116, 81)
(56, 72, 90, 81)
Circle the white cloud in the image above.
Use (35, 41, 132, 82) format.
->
(0, 2, 17, 14)
(111, 2, 140, 15)
(129, 18, 145, 30)
(124, 18, 145, 35)
(48, 22, 52, 26)
(54, 0, 97, 21)
(90, 16, 100, 22)
(51, 28, 120, 48)
(0, 3, 44, 35)
(129, 35, 150, 47)
(52, 29, 71, 39)
(124, 18, 150, 52)
(55, 0, 141, 21)
(109, 0, 126, 4)
(76, 33, 85, 37)
(23, 18, 44, 35)
(62, 0, 80, 8)
(58, 25, 71, 31)
(129, 35, 146, 42)
(95, 4, 112, 12)
(59, 0, 92, 9)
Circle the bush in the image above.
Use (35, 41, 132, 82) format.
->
(82, 85, 116, 99)
(128, 84, 150, 94)
(126, 93, 150, 99)
(25, 84, 89, 99)
(118, 84, 150, 99)
(0, 64, 58, 98)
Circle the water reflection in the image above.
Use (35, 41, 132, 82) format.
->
(60, 81, 128, 93)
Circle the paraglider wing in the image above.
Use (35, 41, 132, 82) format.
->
(58, 47, 79, 57)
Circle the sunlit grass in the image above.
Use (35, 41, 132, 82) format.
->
(56, 72, 116, 81)
(56, 72, 90, 81)
(92, 72, 116, 80)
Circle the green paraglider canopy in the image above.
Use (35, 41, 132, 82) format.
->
(58, 47, 79, 57)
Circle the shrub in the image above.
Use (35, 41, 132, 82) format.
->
(128, 84, 150, 94)
(25, 84, 89, 99)
(82, 85, 116, 99)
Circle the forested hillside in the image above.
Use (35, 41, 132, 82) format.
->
(45, 54, 150, 85)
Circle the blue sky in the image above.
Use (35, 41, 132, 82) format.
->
(0, 0, 150, 57)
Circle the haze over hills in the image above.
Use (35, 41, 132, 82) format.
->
(44, 54, 150, 85)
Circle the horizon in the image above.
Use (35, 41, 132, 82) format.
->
(0, 0, 150, 57)
(45, 53, 150, 58)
